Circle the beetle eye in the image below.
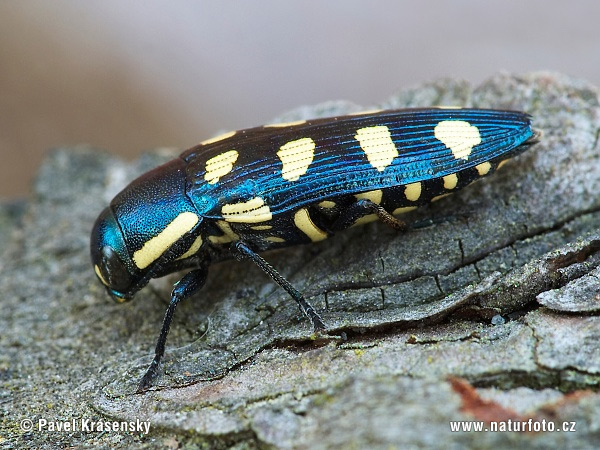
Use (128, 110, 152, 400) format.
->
(101, 246, 133, 293)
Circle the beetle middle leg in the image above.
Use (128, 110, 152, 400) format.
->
(231, 241, 326, 332)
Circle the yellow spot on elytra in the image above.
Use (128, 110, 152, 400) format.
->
(204, 150, 238, 184)
(176, 235, 203, 260)
(352, 213, 379, 227)
(355, 189, 383, 205)
(264, 119, 307, 128)
(497, 160, 509, 170)
(476, 162, 492, 176)
(250, 225, 272, 231)
(277, 137, 315, 181)
(404, 182, 422, 202)
(265, 236, 286, 243)
(443, 173, 458, 190)
(431, 193, 451, 202)
(133, 212, 199, 269)
(355, 125, 399, 171)
(318, 200, 336, 209)
(200, 130, 236, 146)
(294, 208, 328, 242)
(208, 221, 239, 244)
(348, 109, 382, 116)
(222, 197, 272, 223)
(434, 120, 482, 160)
(393, 206, 417, 215)
(94, 264, 109, 286)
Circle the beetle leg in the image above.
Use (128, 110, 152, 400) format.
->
(231, 241, 326, 332)
(137, 264, 209, 393)
(330, 199, 407, 232)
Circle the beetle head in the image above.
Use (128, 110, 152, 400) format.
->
(90, 207, 139, 302)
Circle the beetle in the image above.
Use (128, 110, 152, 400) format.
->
(90, 108, 538, 391)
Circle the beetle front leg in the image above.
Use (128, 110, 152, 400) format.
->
(137, 265, 209, 393)
(231, 241, 326, 332)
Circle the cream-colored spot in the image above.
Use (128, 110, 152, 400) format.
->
(204, 150, 238, 184)
(264, 119, 307, 128)
(352, 213, 379, 227)
(497, 160, 509, 170)
(348, 109, 382, 116)
(133, 212, 199, 269)
(434, 120, 482, 160)
(431, 193, 451, 202)
(393, 206, 417, 215)
(222, 197, 272, 223)
(404, 182, 422, 202)
(476, 162, 492, 176)
(318, 200, 336, 209)
(355, 125, 399, 171)
(277, 137, 315, 181)
(265, 236, 286, 243)
(208, 221, 240, 244)
(251, 225, 272, 231)
(294, 208, 328, 242)
(200, 130, 236, 146)
(176, 235, 203, 260)
(94, 264, 109, 286)
(443, 173, 458, 190)
(355, 189, 383, 205)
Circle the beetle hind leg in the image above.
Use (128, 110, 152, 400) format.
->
(329, 199, 407, 232)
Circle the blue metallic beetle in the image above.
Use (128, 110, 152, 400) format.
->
(91, 108, 538, 391)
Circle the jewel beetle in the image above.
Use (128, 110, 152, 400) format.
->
(90, 108, 539, 391)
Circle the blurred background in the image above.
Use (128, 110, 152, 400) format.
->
(1, 0, 599, 198)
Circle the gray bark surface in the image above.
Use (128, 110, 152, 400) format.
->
(2, 72, 600, 448)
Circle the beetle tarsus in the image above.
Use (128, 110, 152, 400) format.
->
(137, 360, 159, 393)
